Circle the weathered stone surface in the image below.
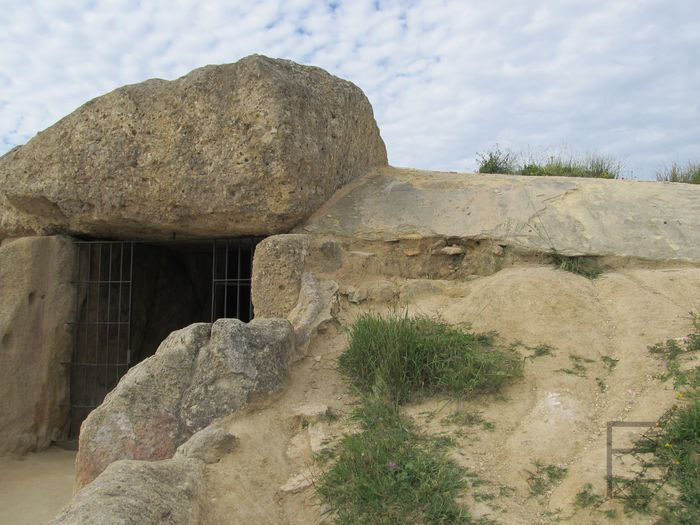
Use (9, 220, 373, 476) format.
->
(279, 469, 315, 494)
(299, 167, 700, 263)
(252, 234, 311, 318)
(174, 426, 238, 464)
(51, 457, 205, 525)
(179, 318, 295, 435)
(75, 318, 294, 488)
(0, 55, 387, 241)
(286, 272, 338, 355)
(0, 236, 77, 455)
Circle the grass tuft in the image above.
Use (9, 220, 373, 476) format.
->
(442, 410, 495, 432)
(338, 313, 523, 404)
(475, 144, 519, 174)
(476, 145, 622, 179)
(550, 253, 603, 279)
(526, 462, 568, 496)
(574, 483, 604, 509)
(656, 162, 700, 184)
(316, 394, 472, 524)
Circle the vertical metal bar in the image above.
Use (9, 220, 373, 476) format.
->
(236, 241, 241, 319)
(249, 238, 254, 320)
(606, 422, 613, 497)
(210, 241, 216, 322)
(126, 243, 134, 369)
(83, 244, 92, 413)
(92, 244, 102, 410)
(223, 240, 229, 318)
(105, 243, 113, 401)
(115, 242, 124, 386)
(70, 242, 82, 438)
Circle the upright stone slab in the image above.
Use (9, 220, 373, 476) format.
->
(0, 236, 77, 455)
(0, 55, 388, 241)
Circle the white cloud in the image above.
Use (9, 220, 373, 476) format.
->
(0, 0, 698, 179)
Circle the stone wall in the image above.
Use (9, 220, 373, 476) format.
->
(0, 236, 77, 455)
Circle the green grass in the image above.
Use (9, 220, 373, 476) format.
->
(656, 162, 700, 185)
(476, 145, 519, 174)
(526, 462, 568, 497)
(522, 343, 555, 359)
(550, 253, 603, 279)
(601, 355, 619, 371)
(317, 314, 527, 524)
(557, 354, 594, 378)
(338, 313, 523, 404)
(442, 410, 495, 432)
(612, 314, 700, 521)
(476, 145, 622, 179)
(574, 483, 604, 509)
(316, 394, 472, 524)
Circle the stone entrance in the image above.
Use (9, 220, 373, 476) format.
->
(67, 238, 261, 438)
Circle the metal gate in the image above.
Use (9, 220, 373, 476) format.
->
(210, 238, 258, 322)
(67, 237, 261, 439)
(68, 241, 134, 439)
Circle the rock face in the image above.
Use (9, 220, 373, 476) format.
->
(0, 236, 77, 455)
(75, 317, 294, 488)
(174, 426, 238, 465)
(51, 457, 206, 525)
(299, 166, 700, 262)
(0, 55, 387, 241)
(252, 234, 311, 318)
(287, 272, 338, 354)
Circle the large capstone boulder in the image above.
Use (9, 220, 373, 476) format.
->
(75, 317, 294, 488)
(0, 236, 77, 455)
(0, 54, 387, 241)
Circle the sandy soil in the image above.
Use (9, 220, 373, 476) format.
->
(0, 447, 75, 524)
(202, 265, 700, 524)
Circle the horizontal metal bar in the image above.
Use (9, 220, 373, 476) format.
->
(71, 280, 132, 284)
(74, 237, 264, 245)
(67, 321, 129, 326)
(61, 362, 130, 367)
(73, 241, 132, 245)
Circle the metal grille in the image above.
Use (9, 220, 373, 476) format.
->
(66, 237, 261, 439)
(211, 237, 258, 322)
(67, 241, 134, 439)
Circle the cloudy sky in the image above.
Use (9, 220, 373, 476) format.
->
(1, 0, 698, 179)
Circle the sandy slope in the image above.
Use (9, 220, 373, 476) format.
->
(203, 265, 700, 524)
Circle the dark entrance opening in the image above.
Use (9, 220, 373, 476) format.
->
(66, 237, 261, 439)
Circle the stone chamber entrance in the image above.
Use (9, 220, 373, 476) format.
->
(66, 237, 262, 439)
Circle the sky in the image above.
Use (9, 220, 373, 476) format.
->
(1, 0, 698, 180)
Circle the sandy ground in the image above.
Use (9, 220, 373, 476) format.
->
(0, 447, 75, 524)
(202, 265, 700, 524)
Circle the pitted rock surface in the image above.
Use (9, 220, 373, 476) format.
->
(75, 318, 294, 488)
(0, 55, 387, 241)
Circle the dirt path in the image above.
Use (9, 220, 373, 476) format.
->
(0, 447, 75, 524)
(202, 265, 700, 523)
